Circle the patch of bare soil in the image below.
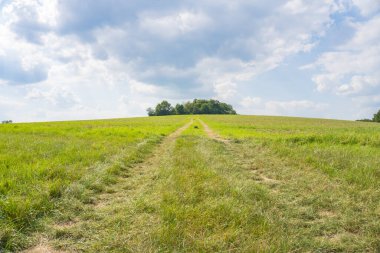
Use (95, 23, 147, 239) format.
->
(198, 119, 229, 143)
(169, 119, 194, 139)
(22, 239, 66, 253)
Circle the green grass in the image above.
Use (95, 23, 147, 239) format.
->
(201, 115, 380, 188)
(181, 117, 206, 136)
(201, 115, 380, 251)
(156, 136, 278, 251)
(1, 114, 379, 252)
(44, 126, 285, 252)
(0, 116, 189, 251)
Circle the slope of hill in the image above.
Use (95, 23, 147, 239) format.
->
(0, 115, 379, 252)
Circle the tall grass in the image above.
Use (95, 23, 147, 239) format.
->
(201, 115, 380, 189)
(156, 136, 279, 251)
(201, 115, 380, 251)
(0, 116, 188, 250)
(2, 114, 379, 251)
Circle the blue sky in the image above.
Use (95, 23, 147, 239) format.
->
(0, 0, 379, 122)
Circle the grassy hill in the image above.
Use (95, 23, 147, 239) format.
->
(0, 115, 379, 252)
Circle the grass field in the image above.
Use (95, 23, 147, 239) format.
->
(0, 116, 188, 250)
(0, 115, 379, 252)
(201, 115, 380, 251)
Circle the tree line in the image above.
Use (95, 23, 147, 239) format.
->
(147, 99, 237, 116)
(357, 109, 380, 123)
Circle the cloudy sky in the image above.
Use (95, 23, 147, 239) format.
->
(0, 0, 379, 122)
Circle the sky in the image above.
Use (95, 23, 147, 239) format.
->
(0, 0, 380, 122)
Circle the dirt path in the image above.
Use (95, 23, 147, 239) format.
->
(91, 119, 194, 211)
(23, 120, 193, 253)
(198, 119, 229, 143)
(168, 119, 194, 139)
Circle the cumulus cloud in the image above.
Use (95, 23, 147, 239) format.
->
(77, 0, 338, 98)
(26, 87, 80, 108)
(0, 0, 378, 121)
(351, 0, 380, 17)
(139, 11, 211, 40)
(0, 53, 47, 84)
(129, 80, 161, 95)
(240, 97, 262, 108)
(311, 15, 380, 101)
(2, 0, 57, 43)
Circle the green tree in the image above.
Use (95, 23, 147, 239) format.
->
(175, 104, 187, 115)
(200, 103, 210, 114)
(373, 110, 380, 122)
(184, 101, 194, 114)
(146, 108, 156, 116)
(155, 100, 174, 116)
(147, 99, 237, 116)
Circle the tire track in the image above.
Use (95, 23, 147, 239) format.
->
(198, 119, 229, 144)
(22, 120, 194, 253)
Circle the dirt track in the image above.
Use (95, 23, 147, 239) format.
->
(198, 119, 229, 143)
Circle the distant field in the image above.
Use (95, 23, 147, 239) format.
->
(0, 115, 379, 252)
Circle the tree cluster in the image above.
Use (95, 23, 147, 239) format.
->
(1, 120, 13, 124)
(373, 110, 380, 122)
(357, 109, 380, 123)
(147, 99, 237, 116)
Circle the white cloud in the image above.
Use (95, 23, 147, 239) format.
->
(283, 0, 308, 14)
(213, 81, 237, 100)
(139, 10, 211, 39)
(312, 73, 338, 92)
(351, 0, 380, 17)
(26, 87, 80, 108)
(195, 57, 253, 99)
(129, 80, 160, 95)
(240, 96, 262, 108)
(311, 15, 380, 96)
(0, 0, 376, 121)
(2, 0, 58, 25)
(337, 75, 379, 95)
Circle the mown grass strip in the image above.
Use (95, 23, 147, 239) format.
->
(154, 136, 285, 252)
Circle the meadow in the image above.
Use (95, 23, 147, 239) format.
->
(201, 115, 380, 188)
(201, 115, 380, 251)
(0, 116, 188, 250)
(0, 115, 379, 252)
